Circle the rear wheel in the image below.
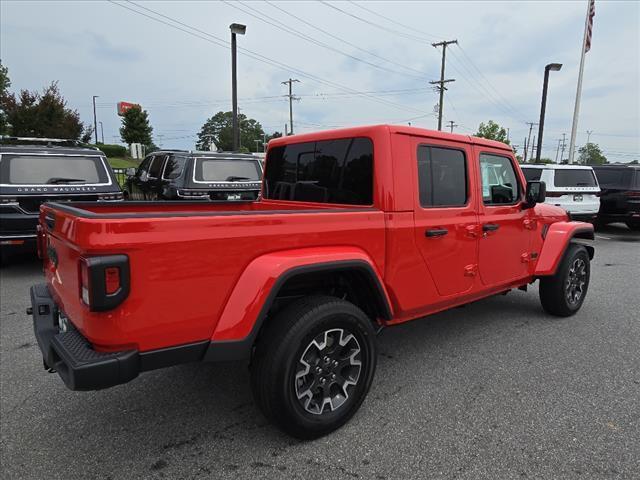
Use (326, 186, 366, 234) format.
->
(539, 244, 590, 317)
(250, 295, 377, 439)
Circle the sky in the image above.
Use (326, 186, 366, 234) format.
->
(1, 0, 638, 163)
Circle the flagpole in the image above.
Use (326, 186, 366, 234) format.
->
(567, 0, 592, 164)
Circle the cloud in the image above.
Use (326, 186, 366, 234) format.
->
(87, 32, 143, 62)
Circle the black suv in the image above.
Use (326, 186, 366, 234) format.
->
(125, 150, 263, 201)
(0, 138, 123, 260)
(592, 164, 640, 230)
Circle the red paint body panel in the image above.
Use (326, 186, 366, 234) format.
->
(39, 125, 593, 355)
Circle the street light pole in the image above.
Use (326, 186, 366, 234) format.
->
(92, 95, 99, 144)
(230, 23, 246, 152)
(98, 121, 104, 144)
(536, 63, 562, 163)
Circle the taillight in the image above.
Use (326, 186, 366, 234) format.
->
(623, 191, 640, 197)
(80, 259, 91, 305)
(78, 255, 130, 311)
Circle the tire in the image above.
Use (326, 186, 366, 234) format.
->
(625, 221, 640, 231)
(539, 244, 590, 317)
(250, 295, 377, 439)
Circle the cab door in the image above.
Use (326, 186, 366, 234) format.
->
(413, 142, 479, 297)
(476, 149, 532, 286)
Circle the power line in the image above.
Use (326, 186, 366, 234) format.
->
(346, 1, 440, 41)
(111, 1, 430, 116)
(224, 0, 426, 80)
(263, 0, 428, 78)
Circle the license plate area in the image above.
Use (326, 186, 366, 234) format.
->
(573, 194, 583, 202)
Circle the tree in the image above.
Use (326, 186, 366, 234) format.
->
(475, 120, 510, 145)
(578, 142, 607, 165)
(0, 60, 10, 135)
(80, 125, 94, 144)
(1, 81, 85, 139)
(120, 105, 154, 146)
(196, 111, 265, 152)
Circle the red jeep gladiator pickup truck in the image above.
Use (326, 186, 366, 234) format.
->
(29, 125, 594, 439)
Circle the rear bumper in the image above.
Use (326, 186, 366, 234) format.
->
(30, 284, 209, 391)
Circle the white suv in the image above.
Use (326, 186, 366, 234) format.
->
(521, 165, 601, 222)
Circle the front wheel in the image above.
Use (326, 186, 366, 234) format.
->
(250, 296, 377, 439)
(539, 244, 590, 317)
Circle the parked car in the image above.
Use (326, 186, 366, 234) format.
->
(28, 125, 594, 439)
(124, 150, 263, 201)
(592, 164, 640, 230)
(521, 164, 600, 222)
(0, 137, 123, 262)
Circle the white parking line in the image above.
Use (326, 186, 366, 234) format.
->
(595, 235, 612, 240)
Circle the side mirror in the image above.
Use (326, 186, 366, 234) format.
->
(126, 168, 136, 177)
(524, 180, 546, 208)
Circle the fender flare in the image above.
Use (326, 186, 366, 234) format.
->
(205, 247, 391, 362)
(534, 222, 595, 276)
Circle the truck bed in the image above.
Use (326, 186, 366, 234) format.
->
(40, 199, 385, 353)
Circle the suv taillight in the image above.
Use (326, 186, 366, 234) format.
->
(623, 191, 640, 197)
(79, 255, 130, 311)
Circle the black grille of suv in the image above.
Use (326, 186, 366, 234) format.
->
(18, 195, 99, 213)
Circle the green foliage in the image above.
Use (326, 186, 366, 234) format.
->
(98, 143, 127, 158)
(578, 142, 607, 165)
(196, 111, 265, 152)
(0, 60, 10, 135)
(1, 81, 85, 139)
(475, 120, 510, 145)
(533, 158, 555, 164)
(119, 106, 154, 146)
(81, 125, 94, 144)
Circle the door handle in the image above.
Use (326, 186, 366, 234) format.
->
(482, 223, 500, 232)
(425, 228, 448, 238)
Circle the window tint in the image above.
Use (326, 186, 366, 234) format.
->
(138, 156, 153, 175)
(522, 168, 542, 182)
(417, 146, 467, 207)
(593, 168, 630, 188)
(554, 169, 597, 187)
(195, 159, 261, 181)
(0, 154, 108, 185)
(264, 137, 373, 205)
(162, 156, 187, 179)
(480, 153, 520, 204)
(148, 155, 165, 178)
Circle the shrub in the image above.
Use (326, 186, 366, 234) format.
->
(97, 143, 127, 158)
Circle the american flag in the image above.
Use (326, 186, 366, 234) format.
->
(585, 0, 595, 52)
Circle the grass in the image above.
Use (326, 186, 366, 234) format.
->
(107, 157, 139, 169)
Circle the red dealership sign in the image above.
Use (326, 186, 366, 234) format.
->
(117, 101, 141, 116)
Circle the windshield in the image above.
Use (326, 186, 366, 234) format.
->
(0, 154, 108, 185)
(194, 159, 261, 182)
(554, 169, 597, 187)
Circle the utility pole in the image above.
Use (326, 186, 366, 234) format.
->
(446, 120, 458, 133)
(98, 121, 104, 144)
(560, 133, 567, 163)
(530, 135, 536, 162)
(555, 138, 562, 163)
(282, 78, 300, 135)
(507, 128, 510, 143)
(430, 40, 457, 131)
(230, 23, 247, 151)
(92, 95, 99, 144)
(524, 122, 538, 163)
(586, 129, 593, 144)
(254, 139, 261, 152)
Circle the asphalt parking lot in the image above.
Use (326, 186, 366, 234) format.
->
(1, 224, 639, 480)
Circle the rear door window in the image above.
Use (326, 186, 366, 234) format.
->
(417, 146, 467, 207)
(479, 153, 520, 204)
(148, 155, 165, 178)
(553, 169, 597, 187)
(264, 137, 373, 205)
(0, 154, 109, 185)
(593, 168, 630, 188)
(162, 156, 187, 179)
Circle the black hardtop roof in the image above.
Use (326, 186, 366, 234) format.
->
(0, 144, 106, 156)
(592, 163, 640, 170)
(153, 150, 260, 159)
